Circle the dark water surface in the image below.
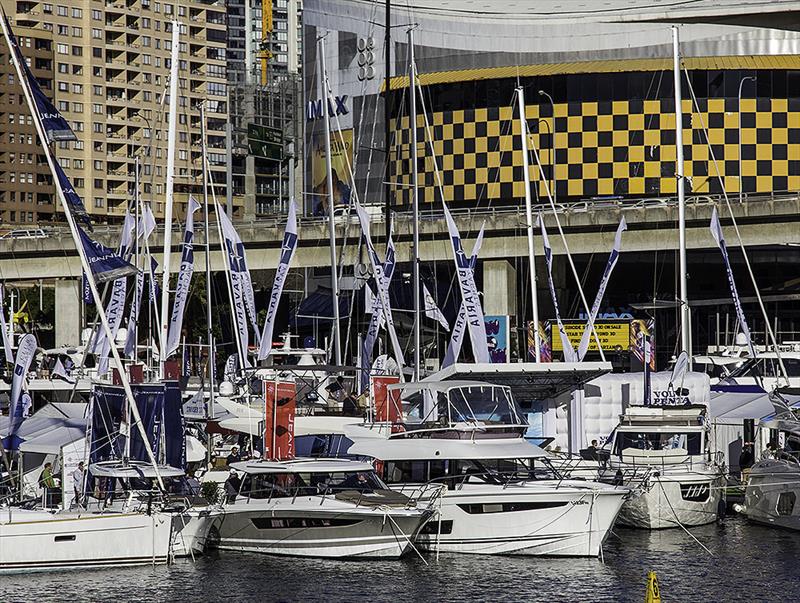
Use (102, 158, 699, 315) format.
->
(3, 516, 799, 602)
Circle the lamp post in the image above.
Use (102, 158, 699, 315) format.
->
(538, 90, 556, 204)
(738, 76, 756, 204)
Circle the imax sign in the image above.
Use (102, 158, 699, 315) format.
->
(306, 95, 349, 121)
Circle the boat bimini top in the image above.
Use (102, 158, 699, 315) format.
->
(231, 458, 375, 475)
(348, 437, 547, 462)
(388, 380, 527, 429)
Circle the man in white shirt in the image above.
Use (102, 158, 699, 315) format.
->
(71, 462, 85, 508)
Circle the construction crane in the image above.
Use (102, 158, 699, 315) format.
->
(260, 0, 273, 84)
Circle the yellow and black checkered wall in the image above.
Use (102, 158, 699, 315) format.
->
(390, 70, 800, 207)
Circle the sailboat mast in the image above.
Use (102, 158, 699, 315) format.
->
(318, 35, 342, 366)
(201, 103, 216, 419)
(0, 15, 165, 490)
(673, 26, 691, 360)
(408, 28, 421, 380)
(516, 86, 541, 363)
(159, 21, 181, 374)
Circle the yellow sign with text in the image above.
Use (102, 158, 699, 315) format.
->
(551, 321, 631, 352)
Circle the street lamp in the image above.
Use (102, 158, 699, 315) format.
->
(538, 90, 556, 203)
(738, 76, 756, 204)
(531, 118, 552, 203)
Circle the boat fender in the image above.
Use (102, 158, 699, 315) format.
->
(733, 503, 745, 514)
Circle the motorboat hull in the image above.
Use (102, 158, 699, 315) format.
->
(0, 510, 173, 572)
(406, 482, 627, 557)
(212, 499, 428, 559)
(743, 459, 800, 531)
(170, 508, 221, 557)
(614, 471, 724, 529)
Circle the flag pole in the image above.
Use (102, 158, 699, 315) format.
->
(201, 103, 216, 419)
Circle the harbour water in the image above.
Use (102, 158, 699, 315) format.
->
(3, 516, 798, 602)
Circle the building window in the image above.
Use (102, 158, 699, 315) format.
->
(56, 43, 68, 54)
(94, 197, 104, 208)
(71, 8, 82, 18)
(56, 5, 67, 17)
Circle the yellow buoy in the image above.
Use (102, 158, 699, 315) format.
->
(645, 571, 661, 603)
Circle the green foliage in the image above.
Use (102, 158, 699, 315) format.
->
(200, 480, 220, 504)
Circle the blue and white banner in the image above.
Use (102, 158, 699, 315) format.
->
(81, 272, 94, 305)
(217, 205, 255, 367)
(140, 204, 157, 242)
(148, 256, 160, 304)
(355, 202, 405, 368)
(118, 209, 136, 259)
(3, 333, 37, 450)
(96, 277, 127, 376)
(443, 204, 490, 363)
(1, 13, 76, 143)
(540, 217, 577, 362)
(710, 206, 756, 358)
(223, 354, 238, 383)
(182, 389, 206, 420)
(0, 285, 14, 364)
(360, 229, 397, 393)
(51, 357, 76, 384)
(423, 284, 449, 330)
(577, 217, 627, 361)
(53, 159, 92, 230)
(166, 197, 201, 358)
(442, 223, 485, 368)
(124, 270, 144, 358)
(258, 200, 298, 361)
(77, 224, 137, 284)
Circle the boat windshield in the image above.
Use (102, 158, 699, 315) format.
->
(403, 385, 525, 427)
(613, 432, 702, 456)
(242, 470, 386, 499)
(381, 458, 559, 487)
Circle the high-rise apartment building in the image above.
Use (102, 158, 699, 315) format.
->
(1, 0, 243, 224)
(227, 0, 301, 218)
(0, 25, 55, 224)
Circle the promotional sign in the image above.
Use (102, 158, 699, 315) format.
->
(630, 318, 657, 371)
(372, 375, 401, 425)
(551, 320, 631, 353)
(264, 380, 297, 461)
(60, 439, 84, 510)
(527, 321, 552, 362)
(311, 128, 353, 215)
(484, 315, 510, 363)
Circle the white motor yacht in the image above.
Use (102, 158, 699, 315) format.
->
(346, 381, 629, 557)
(212, 458, 432, 558)
(601, 405, 725, 529)
(741, 407, 800, 531)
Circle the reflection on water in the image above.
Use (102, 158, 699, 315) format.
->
(3, 517, 799, 602)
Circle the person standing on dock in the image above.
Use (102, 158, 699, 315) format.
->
(738, 442, 755, 483)
(71, 462, 85, 508)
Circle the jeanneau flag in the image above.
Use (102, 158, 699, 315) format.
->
(710, 206, 756, 358)
(360, 228, 397, 393)
(577, 217, 627, 361)
(3, 333, 37, 450)
(258, 200, 298, 361)
(217, 205, 256, 367)
(166, 197, 201, 358)
(355, 202, 404, 368)
(540, 217, 576, 362)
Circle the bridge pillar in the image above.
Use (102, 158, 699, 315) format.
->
(482, 259, 517, 317)
(55, 278, 80, 347)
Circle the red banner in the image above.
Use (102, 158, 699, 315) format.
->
(264, 380, 296, 461)
(371, 375, 401, 424)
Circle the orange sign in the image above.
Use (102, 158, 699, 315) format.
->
(372, 375, 401, 424)
(264, 380, 296, 461)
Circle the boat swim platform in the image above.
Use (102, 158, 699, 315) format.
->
(424, 361, 611, 405)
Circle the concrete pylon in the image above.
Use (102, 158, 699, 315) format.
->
(55, 278, 80, 347)
(482, 259, 517, 317)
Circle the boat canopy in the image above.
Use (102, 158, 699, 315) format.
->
(393, 380, 527, 428)
(90, 460, 185, 478)
(231, 457, 375, 475)
(425, 361, 611, 404)
(348, 437, 548, 461)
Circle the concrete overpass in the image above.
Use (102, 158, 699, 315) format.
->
(2, 192, 797, 346)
